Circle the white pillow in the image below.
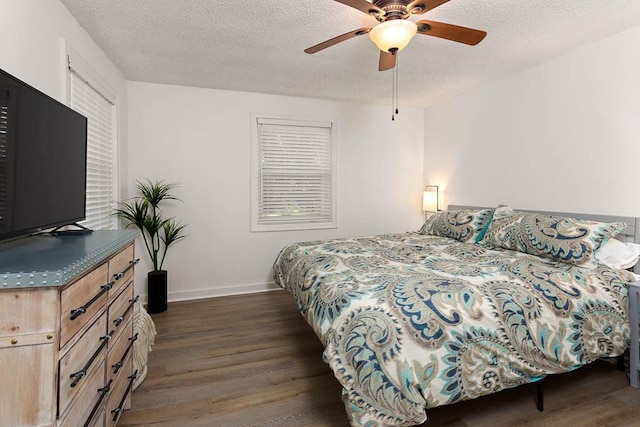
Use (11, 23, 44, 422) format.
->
(595, 238, 640, 270)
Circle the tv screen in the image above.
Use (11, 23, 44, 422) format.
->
(0, 68, 88, 241)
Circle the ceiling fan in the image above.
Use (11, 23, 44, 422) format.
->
(304, 0, 487, 71)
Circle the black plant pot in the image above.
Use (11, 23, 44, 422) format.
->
(147, 270, 168, 314)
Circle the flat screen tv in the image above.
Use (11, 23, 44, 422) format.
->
(0, 68, 88, 242)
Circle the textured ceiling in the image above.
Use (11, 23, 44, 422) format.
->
(60, 0, 640, 108)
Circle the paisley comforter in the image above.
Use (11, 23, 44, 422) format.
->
(273, 233, 634, 426)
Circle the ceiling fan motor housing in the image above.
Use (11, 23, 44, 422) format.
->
(372, 0, 424, 20)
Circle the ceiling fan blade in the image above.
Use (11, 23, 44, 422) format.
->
(304, 27, 371, 54)
(406, 0, 450, 15)
(378, 51, 396, 71)
(416, 20, 487, 45)
(334, 0, 385, 18)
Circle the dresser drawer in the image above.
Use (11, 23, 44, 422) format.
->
(107, 319, 134, 379)
(58, 360, 107, 427)
(60, 263, 110, 349)
(108, 283, 135, 345)
(90, 409, 106, 427)
(0, 342, 56, 426)
(108, 244, 135, 301)
(0, 287, 58, 337)
(58, 313, 108, 416)
(106, 358, 134, 427)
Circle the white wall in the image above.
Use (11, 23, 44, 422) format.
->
(0, 0, 129, 199)
(127, 82, 424, 300)
(424, 25, 640, 217)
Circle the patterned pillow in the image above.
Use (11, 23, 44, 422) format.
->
(480, 211, 628, 268)
(418, 208, 494, 243)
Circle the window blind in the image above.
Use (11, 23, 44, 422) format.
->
(255, 117, 335, 230)
(68, 69, 115, 230)
(0, 90, 9, 234)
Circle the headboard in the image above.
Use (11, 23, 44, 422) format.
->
(448, 205, 640, 273)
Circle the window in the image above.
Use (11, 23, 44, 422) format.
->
(0, 90, 8, 235)
(251, 115, 336, 232)
(67, 49, 117, 230)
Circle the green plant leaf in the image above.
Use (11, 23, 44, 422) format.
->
(113, 199, 149, 231)
(158, 219, 188, 270)
(162, 219, 187, 247)
(136, 179, 180, 209)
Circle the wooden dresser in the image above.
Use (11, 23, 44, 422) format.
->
(0, 230, 139, 427)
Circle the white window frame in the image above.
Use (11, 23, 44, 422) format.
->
(250, 114, 337, 232)
(66, 45, 118, 230)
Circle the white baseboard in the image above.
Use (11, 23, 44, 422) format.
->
(137, 281, 282, 305)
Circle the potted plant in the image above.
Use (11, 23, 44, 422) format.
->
(114, 179, 187, 313)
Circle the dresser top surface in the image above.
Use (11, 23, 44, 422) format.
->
(0, 230, 139, 289)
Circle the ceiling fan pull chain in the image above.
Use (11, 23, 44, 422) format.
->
(391, 53, 399, 121)
(395, 54, 399, 115)
(391, 59, 395, 121)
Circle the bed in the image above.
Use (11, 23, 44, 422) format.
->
(273, 205, 640, 426)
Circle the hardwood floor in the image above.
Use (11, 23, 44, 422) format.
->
(119, 290, 640, 427)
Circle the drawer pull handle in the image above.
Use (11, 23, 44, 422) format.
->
(113, 258, 140, 281)
(70, 331, 113, 388)
(111, 369, 139, 422)
(85, 379, 113, 427)
(70, 282, 113, 320)
(112, 333, 139, 374)
(114, 295, 140, 327)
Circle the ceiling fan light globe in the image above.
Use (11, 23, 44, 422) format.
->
(369, 20, 417, 52)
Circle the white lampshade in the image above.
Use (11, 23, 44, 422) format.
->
(422, 186, 439, 212)
(369, 20, 418, 52)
